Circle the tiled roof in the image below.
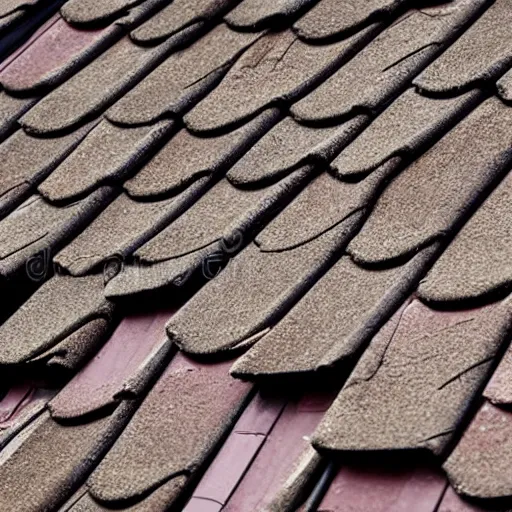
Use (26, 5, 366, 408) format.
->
(0, 0, 512, 510)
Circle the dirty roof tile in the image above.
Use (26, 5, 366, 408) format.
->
(131, 0, 237, 44)
(19, 34, 179, 135)
(222, 392, 335, 511)
(0, 16, 115, 95)
(60, 0, 145, 26)
(0, 405, 132, 512)
(125, 109, 279, 199)
(38, 119, 172, 202)
(107, 25, 263, 127)
(0, 188, 112, 279)
(331, 87, 481, 178)
(54, 193, 185, 276)
(313, 298, 512, 456)
(292, 1, 486, 125)
(485, 344, 512, 406)
(86, 354, 251, 509)
(0, 274, 114, 367)
(232, 246, 434, 378)
(293, 0, 408, 42)
(226, 0, 316, 31)
(49, 311, 173, 420)
(415, 0, 512, 96)
(0, 121, 96, 219)
(0, 90, 36, 141)
(318, 461, 447, 512)
(184, 25, 377, 134)
(168, 202, 364, 355)
(444, 401, 512, 500)
(348, 97, 512, 266)
(497, 68, 512, 103)
(418, 170, 512, 306)
(227, 115, 367, 187)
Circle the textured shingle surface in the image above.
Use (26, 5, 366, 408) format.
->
(1, 0, 512, 510)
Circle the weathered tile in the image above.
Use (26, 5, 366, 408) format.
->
(0, 121, 96, 218)
(185, 26, 377, 133)
(0, 16, 114, 94)
(348, 97, 512, 266)
(313, 298, 512, 456)
(19, 34, 179, 134)
(497, 68, 512, 103)
(0, 90, 36, 141)
(232, 246, 434, 377)
(167, 203, 364, 355)
(415, 0, 512, 95)
(38, 119, 172, 202)
(485, 345, 512, 406)
(293, 0, 408, 42)
(419, 170, 512, 305)
(50, 311, 173, 419)
(0, 188, 113, 279)
(332, 88, 481, 178)
(226, 0, 316, 30)
(131, 0, 237, 44)
(107, 25, 262, 126)
(318, 461, 446, 512)
(60, 0, 145, 25)
(292, 1, 486, 124)
(0, 0, 39, 18)
(227, 115, 367, 187)
(444, 401, 512, 500)
(125, 109, 279, 198)
(85, 354, 251, 510)
(438, 486, 496, 512)
(0, 274, 114, 368)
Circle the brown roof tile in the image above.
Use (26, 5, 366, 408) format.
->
(107, 25, 263, 126)
(293, 0, 408, 42)
(497, 68, 512, 103)
(184, 26, 377, 133)
(292, 1, 486, 124)
(0, 121, 95, 218)
(348, 97, 512, 266)
(484, 345, 512, 406)
(444, 401, 512, 499)
(331, 87, 481, 178)
(0, 188, 112, 279)
(437, 486, 492, 512)
(418, 170, 512, 305)
(313, 298, 512, 455)
(125, 109, 279, 198)
(0, 274, 114, 368)
(0, 90, 36, 141)
(131, 0, 237, 44)
(60, 0, 144, 26)
(86, 354, 251, 509)
(226, 0, 316, 31)
(414, 0, 512, 95)
(227, 115, 367, 187)
(0, 0, 39, 18)
(38, 120, 172, 202)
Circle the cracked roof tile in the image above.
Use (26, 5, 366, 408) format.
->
(107, 25, 263, 126)
(415, 0, 512, 96)
(86, 354, 251, 509)
(226, 0, 316, 31)
(131, 0, 237, 44)
(168, 204, 364, 355)
(38, 119, 172, 202)
(418, 170, 512, 306)
(50, 311, 173, 420)
(125, 109, 279, 199)
(227, 115, 367, 187)
(19, 33, 180, 135)
(0, 121, 95, 219)
(331, 87, 481, 178)
(184, 26, 377, 134)
(0, 91, 36, 141)
(232, 245, 435, 378)
(0, 274, 114, 368)
(348, 97, 512, 266)
(0, 16, 113, 94)
(293, 0, 408, 42)
(292, 1, 486, 124)
(313, 298, 512, 456)
(444, 401, 512, 500)
(0, 188, 112, 279)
